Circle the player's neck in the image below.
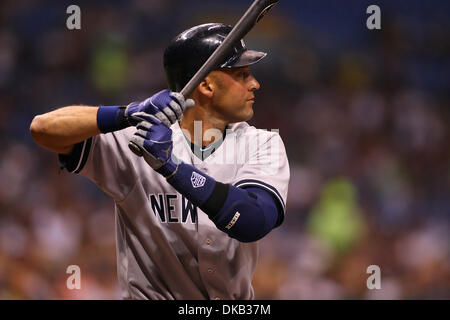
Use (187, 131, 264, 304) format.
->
(179, 106, 227, 147)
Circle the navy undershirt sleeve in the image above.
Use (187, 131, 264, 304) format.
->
(208, 185, 280, 242)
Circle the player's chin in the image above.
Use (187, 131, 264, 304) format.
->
(240, 101, 254, 119)
(228, 103, 254, 122)
(236, 107, 254, 122)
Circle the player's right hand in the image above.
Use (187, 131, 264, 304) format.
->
(125, 90, 195, 128)
(129, 113, 179, 178)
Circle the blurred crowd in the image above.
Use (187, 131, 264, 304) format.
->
(0, 0, 449, 299)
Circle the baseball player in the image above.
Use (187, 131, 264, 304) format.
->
(30, 23, 290, 300)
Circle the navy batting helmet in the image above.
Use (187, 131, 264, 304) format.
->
(163, 23, 267, 92)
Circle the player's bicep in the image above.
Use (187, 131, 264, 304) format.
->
(232, 133, 290, 226)
(237, 183, 285, 227)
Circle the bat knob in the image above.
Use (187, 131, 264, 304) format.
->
(128, 141, 143, 157)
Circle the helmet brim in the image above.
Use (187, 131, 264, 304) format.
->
(221, 50, 267, 68)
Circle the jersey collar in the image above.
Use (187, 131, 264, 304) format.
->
(174, 121, 228, 161)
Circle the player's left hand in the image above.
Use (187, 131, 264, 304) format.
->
(125, 90, 195, 128)
(129, 114, 178, 178)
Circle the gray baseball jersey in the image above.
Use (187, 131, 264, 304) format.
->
(60, 121, 290, 300)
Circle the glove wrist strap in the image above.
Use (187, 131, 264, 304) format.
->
(97, 106, 130, 133)
(163, 162, 179, 180)
(156, 158, 179, 178)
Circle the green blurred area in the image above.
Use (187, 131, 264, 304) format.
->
(91, 35, 128, 95)
(307, 177, 365, 255)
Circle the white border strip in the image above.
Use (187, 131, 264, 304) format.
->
(71, 140, 87, 173)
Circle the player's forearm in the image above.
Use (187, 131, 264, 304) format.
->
(165, 162, 279, 242)
(30, 106, 101, 154)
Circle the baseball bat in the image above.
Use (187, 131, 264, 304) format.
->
(181, 0, 280, 98)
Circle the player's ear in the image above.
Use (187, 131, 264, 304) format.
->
(197, 76, 214, 98)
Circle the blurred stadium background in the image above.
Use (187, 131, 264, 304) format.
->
(0, 0, 448, 299)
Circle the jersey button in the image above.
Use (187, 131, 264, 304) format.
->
(205, 238, 212, 245)
(207, 268, 215, 274)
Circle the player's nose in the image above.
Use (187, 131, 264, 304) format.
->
(248, 74, 260, 91)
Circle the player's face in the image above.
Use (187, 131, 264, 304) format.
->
(209, 66, 260, 123)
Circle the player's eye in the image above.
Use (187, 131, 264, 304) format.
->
(238, 71, 249, 78)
